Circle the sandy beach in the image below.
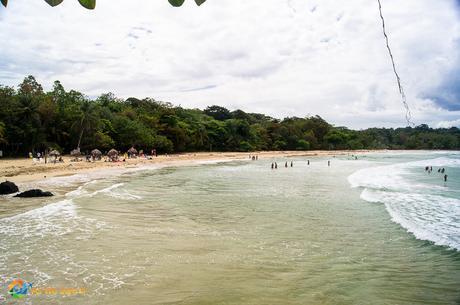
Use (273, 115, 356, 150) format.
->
(0, 150, 372, 184)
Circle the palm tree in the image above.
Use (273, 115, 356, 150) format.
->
(0, 121, 6, 144)
(74, 100, 99, 150)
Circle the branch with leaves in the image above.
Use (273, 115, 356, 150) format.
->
(0, 0, 206, 9)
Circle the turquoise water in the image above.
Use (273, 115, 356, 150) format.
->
(0, 151, 459, 304)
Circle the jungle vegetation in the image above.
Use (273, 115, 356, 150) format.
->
(0, 76, 458, 156)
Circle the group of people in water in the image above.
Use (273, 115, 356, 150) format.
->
(425, 165, 448, 182)
(271, 161, 294, 169)
(270, 160, 331, 169)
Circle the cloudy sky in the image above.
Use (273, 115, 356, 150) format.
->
(1, 0, 459, 129)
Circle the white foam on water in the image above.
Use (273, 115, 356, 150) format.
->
(349, 156, 460, 251)
(87, 183, 124, 197)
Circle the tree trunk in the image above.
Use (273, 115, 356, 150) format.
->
(77, 117, 84, 149)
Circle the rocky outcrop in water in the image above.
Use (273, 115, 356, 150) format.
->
(0, 181, 19, 195)
(14, 189, 54, 198)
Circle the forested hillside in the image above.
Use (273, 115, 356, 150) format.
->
(0, 76, 459, 156)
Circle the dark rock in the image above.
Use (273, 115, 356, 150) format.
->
(14, 189, 54, 198)
(0, 181, 19, 195)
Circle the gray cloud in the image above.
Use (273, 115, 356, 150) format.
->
(0, 0, 459, 128)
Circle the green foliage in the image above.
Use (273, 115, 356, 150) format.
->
(168, 0, 185, 7)
(168, 0, 206, 6)
(44, 0, 64, 6)
(1, 0, 205, 9)
(0, 77, 459, 157)
(204, 105, 232, 121)
(78, 0, 95, 9)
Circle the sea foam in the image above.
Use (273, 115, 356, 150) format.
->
(349, 156, 460, 251)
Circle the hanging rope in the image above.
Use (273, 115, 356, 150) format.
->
(287, 0, 297, 13)
(377, 0, 414, 126)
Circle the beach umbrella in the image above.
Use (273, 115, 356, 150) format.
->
(49, 150, 60, 157)
(107, 149, 118, 157)
(91, 149, 102, 157)
(128, 147, 138, 155)
(70, 148, 81, 156)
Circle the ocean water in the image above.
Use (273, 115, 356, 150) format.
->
(0, 151, 459, 305)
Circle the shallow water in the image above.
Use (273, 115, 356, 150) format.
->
(0, 152, 459, 304)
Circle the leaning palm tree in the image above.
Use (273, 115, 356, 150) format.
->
(0, 122, 6, 144)
(73, 100, 99, 151)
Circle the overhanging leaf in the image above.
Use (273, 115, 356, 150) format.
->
(78, 0, 95, 9)
(44, 0, 64, 7)
(168, 0, 185, 7)
(195, 0, 206, 5)
(1, 0, 7, 8)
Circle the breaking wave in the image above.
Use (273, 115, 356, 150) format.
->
(349, 156, 460, 251)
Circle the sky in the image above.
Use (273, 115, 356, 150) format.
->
(0, 0, 459, 129)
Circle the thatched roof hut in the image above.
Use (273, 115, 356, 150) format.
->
(49, 150, 60, 157)
(107, 149, 118, 157)
(127, 147, 138, 155)
(91, 149, 102, 157)
(70, 148, 81, 156)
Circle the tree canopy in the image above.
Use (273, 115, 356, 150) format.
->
(0, 76, 459, 156)
(0, 0, 206, 9)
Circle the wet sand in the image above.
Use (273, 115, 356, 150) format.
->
(0, 150, 373, 184)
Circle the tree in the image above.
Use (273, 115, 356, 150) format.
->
(74, 100, 100, 150)
(204, 105, 232, 121)
(0, 77, 459, 156)
(0, 121, 6, 144)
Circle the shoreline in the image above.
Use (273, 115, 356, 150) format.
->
(0, 150, 376, 184)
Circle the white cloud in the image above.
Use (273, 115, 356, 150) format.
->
(437, 119, 460, 129)
(0, 0, 459, 128)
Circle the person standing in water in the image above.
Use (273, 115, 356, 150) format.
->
(307, 160, 310, 165)
(444, 174, 448, 182)
(328, 160, 331, 166)
(290, 161, 293, 167)
(285, 161, 288, 168)
(275, 162, 278, 169)
(271, 163, 274, 169)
